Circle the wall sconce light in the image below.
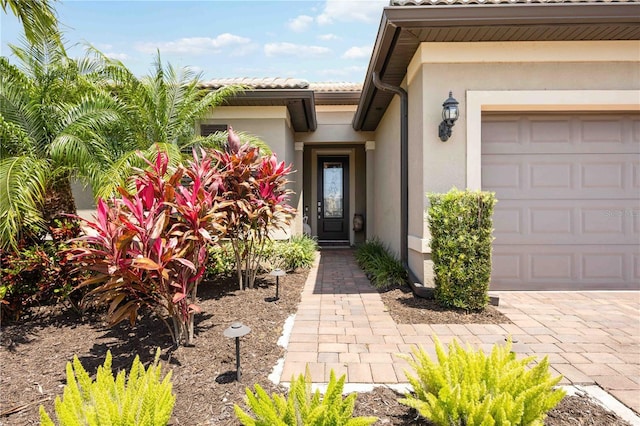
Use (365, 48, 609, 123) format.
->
(223, 321, 251, 381)
(438, 91, 459, 142)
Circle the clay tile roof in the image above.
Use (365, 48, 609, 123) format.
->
(391, 0, 636, 4)
(200, 77, 309, 90)
(309, 82, 363, 92)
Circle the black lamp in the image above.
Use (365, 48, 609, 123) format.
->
(438, 91, 459, 142)
(269, 268, 286, 301)
(223, 322, 251, 381)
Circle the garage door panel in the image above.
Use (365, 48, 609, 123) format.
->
(483, 115, 640, 155)
(491, 245, 638, 290)
(482, 154, 637, 199)
(483, 113, 639, 290)
(493, 199, 638, 245)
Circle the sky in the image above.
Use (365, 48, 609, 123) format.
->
(1, 0, 390, 83)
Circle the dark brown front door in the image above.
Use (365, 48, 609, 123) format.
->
(317, 156, 349, 241)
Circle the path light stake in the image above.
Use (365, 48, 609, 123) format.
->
(223, 322, 251, 381)
(269, 268, 286, 301)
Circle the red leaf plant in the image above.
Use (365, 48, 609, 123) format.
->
(213, 127, 296, 290)
(66, 148, 226, 346)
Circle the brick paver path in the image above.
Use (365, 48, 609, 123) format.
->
(278, 249, 640, 414)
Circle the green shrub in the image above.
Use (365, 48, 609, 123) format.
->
(399, 337, 565, 426)
(40, 349, 175, 426)
(268, 235, 318, 271)
(0, 219, 85, 321)
(355, 238, 407, 289)
(206, 240, 237, 278)
(234, 367, 377, 426)
(427, 188, 496, 311)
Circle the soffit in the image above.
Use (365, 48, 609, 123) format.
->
(353, 2, 640, 131)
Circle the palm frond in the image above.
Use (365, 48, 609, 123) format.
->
(0, 155, 50, 250)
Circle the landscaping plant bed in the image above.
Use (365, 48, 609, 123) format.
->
(0, 269, 631, 425)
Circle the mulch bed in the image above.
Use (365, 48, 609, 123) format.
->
(0, 266, 632, 425)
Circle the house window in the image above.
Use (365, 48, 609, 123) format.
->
(200, 124, 228, 137)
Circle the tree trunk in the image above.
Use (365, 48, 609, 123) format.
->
(42, 174, 77, 226)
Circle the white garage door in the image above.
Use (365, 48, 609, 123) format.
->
(482, 113, 640, 290)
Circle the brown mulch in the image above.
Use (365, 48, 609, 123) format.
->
(0, 267, 633, 425)
(377, 284, 512, 325)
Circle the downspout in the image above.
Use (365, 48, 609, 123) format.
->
(372, 71, 409, 270)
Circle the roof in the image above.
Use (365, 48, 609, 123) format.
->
(201, 77, 309, 90)
(200, 79, 363, 131)
(353, 0, 640, 131)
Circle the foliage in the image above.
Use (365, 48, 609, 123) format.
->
(427, 189, 496, 311)
(355, 238, 407, 289)
(1, 0, 60, 46)
(265, 235, 318, 272)
(40, 349, 174, 426)
(83, 49, 247, 200)
(214, 128, 296, 290)
(399, 337, 565, 426)
(0, 218, 85, 321)
(205, 240, 237, 278)
(234, 367, 377, 426)
(66, 149, 226, 345)
(0, 35, 118, 251)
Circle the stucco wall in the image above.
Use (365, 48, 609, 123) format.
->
(374, 42, 640, 285)
(379, 40, 640, 284)
(371, 95, 402, 258)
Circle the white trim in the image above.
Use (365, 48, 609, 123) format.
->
(311, 149, 356, 245)
(466, 90, 640, 190)
(365, 140, 376, 151)
(294, 142, 304, 151)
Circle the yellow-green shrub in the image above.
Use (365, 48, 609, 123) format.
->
(427, 189, 496, 311)
(234, 367, 377, 426)
(40, 349, 174, 426)
(399, 337, 565, 426)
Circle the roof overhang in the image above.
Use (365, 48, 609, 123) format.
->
(222, 89, 317, 132)
(353, 2, 640, 131)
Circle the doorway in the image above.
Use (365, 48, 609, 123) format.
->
(317, 156, 349, 241)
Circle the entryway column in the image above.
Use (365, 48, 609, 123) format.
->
(294, 142, 305, 235)
(365, 141, 375, 240)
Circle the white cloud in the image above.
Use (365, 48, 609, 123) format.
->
(288, 15, 314, 32)
(318, 33, 339, 41)
(264, 42, 331, 58)
(135, 33, 251, 55)
(342, 45, 372, 59)
(317, 0, 387, 25)
(104, 52, 129, 61)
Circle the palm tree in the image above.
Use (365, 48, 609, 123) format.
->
(85, 50, 270, 199)
(1, 0, 60, 45)
(0, 35, 119, 250)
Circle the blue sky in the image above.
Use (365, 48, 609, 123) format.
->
(1, 0, 389, 83)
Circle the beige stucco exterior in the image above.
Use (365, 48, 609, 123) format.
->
(374, 40, 640, 285)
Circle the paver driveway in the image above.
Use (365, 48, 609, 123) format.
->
(278, 249, 640, 414)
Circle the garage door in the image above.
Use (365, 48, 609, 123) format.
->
(482, 113, 639, 290)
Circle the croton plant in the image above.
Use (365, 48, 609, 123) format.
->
(67, 128, 295, 346)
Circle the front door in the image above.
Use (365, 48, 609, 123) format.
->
(317, 156, 349, 241)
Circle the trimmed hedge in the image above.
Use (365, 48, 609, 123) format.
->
(427, 188, 496, 311)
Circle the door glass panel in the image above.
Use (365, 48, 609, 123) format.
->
(323, 162, 343, 218)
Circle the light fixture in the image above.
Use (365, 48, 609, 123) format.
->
(223, 321, 251, 381)
(438, 91, 459, 142)
(268, 268, 286, 301)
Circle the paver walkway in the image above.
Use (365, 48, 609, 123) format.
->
(278, 249, 640, 414)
